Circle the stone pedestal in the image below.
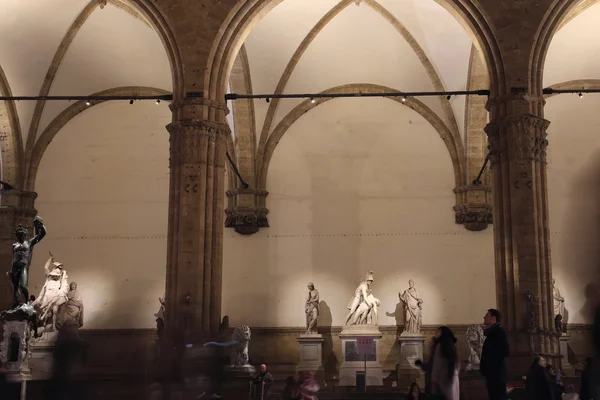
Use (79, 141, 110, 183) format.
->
(0, 319, 31, 375)
(559, 335, 572, 373)
(223, 364, 256, 378)
(29, 331, 59, 380)
(397, 335, 426, 388)
(338, 325, 384, 387)
(297, 334, 324, 380)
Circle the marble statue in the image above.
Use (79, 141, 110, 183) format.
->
(553, 279, 565, 317)
(57, 282, 84, 330)
(345, 271, 378, 326)
(8, 216, 46, 307)
(32, 253, 69, 332)
(230, 325, 252, 367)
(465, 324, 484, 371)
(400, 279, 423, 336)
(154, 294, 165, 340)
(305, 282, 320, 334)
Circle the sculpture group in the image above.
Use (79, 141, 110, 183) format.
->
(2, 217, 84, 338)
(300, 271, 424, 335)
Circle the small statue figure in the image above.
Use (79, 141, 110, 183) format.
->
(57, 282, 84, 330)
(8, 216, 46, 307)
(219, 315, 230, 335)
(465, 324, 484, 371)
(553, 279, 565, 318)
(400, 279, 423, 336)
(33, 253, 69, 332)
(154, 294, 165, 340)
(555, 314, 563, 334)
(305, 282, 320, 334)
(345, 271, 379, 326)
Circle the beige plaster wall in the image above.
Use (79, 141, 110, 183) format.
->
(31, 100, 170, 329)
(223, 97, 496, 328)
(546, 94, 600, 324)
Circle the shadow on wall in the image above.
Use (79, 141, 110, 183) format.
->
(317, 301, 338, 377)
(560, 148, 600, 321)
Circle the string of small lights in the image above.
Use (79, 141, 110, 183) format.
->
(0, 87, 598, 104)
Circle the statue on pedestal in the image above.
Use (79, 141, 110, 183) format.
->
(553, 279, 565, 317)
(7, 216, 46, 308)
(33, 253, 69, 332)
(154, 294, 166, 340)
(305, 282, 320, 334)
(465, 324, 484, 371)
(400, 279, 423, 336)
(345, 271, 379, 326)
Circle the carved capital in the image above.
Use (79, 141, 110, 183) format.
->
(485, 114, 550, 165)
(167, 120, 230, 165)
(453, 185, 492, 231)
(225, 188, 269, 235)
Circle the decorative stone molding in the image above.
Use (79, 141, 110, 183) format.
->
(453, 185, 492, 231)
(167, 120, 230, 166)
(485, 114, 550, 165)
(0, 320, 31, 374)
(225, 188, 269, 235)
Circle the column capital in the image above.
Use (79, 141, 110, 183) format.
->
(167, 120, 230, 165)
(169, 98, 229, 121)
(485, 114, 550, 165)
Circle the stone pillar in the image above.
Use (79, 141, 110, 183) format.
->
(0, 190, 38, 310)
(485, 96, 559, 375)
(164, 103, 228, 342)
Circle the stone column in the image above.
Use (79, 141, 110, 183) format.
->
(485, 96, 559, 374)
(164, 101, 229, 343)
(0, 190, 38, 310)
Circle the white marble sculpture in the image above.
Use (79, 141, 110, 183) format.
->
(230, 325, 252, 367)
(33, 253, 69, 332)
(400, 279, 423, 336)
(465, 324, 484, 371)
(553, 279, 565, 318)
(345, 271, 379, 326)
(305, 282, 320, 334)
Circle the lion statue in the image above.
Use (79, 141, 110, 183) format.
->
(230, 324, 252, 366)
(465, 324, 484, 371)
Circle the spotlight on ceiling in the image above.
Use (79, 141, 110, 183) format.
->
(579, 92, 584, 99)
(266, 98, 270, 103)
(85, 100, 91, 106)
(310, 98, 315, 104)
(402, 96, 406, 103)
(130, 99, 134, 105)
(156, 99, 161, 104)
(446, 95, 451, 100)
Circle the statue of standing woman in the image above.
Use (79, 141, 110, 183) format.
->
(400, 279, 423, 336)
(305, 282, 320, 334)
(8, 216, 46, 308)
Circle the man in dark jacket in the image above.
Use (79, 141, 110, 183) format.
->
(480, 308, 509, 400)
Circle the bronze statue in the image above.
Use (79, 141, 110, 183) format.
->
(8, 216, 46, 308)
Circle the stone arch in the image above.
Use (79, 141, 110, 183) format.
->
(129, 0, 184, 98)
(26, 86, 171, 191)
(257, 83, 464, 195)
(531, 0, 586, 98)
(0, 65, 23, 186)
(205, 0, 503, 122)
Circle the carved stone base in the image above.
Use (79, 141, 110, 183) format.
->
(338, 325, 384, 386)
(559, 335, 572, 373)
(454, 204, 493, 231)
(297, 334, 324, 380)
(0, 318, 32, 375)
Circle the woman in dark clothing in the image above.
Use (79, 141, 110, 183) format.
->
(406, 382, 424, 400)
(281, 376, 301, 400)
(525, 357, 554, 400)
